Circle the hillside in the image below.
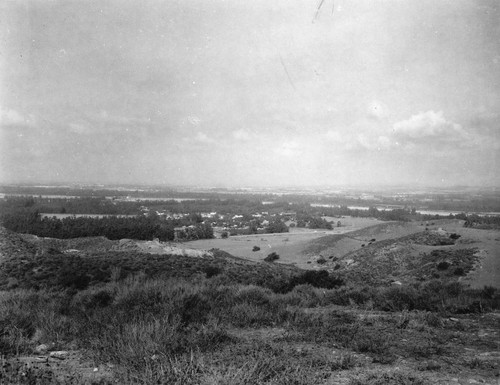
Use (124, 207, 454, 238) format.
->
(1, 223, 499, 384)
(0, 226, 305, 292)
(301, 219, 500, 288)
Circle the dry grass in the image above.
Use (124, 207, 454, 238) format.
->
(1, 223, 500, 384)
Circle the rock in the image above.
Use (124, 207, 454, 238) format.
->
(49, 351, 70, 360)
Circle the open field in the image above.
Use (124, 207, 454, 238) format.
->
(40, 213, 137, 219)
(183, 217, 382, 268)
(182, 217, 500, 287)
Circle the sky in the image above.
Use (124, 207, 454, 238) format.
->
(0, 0, 499, 188)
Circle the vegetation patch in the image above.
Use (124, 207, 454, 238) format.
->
(1, 213, 499, 384)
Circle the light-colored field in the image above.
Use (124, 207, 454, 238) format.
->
(182, 217, 382, 267)
(40, 213, 137, 219)
(183, 218, 500, 287)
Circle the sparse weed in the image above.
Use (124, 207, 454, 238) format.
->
(348, 368, 430, 385)
(0, 258, 497, 384)
(330, 353, 359, 370)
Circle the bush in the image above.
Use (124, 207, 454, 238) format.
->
(481, 285, 497, 299)
(285, 270, 344, 293)
(437, 261, 450, 270)
(264, 252, 279, 262)
(203, 265, 222, 278)
(375, 285, 422, 311)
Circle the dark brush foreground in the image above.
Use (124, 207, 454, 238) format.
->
(0, 225, 499, 384)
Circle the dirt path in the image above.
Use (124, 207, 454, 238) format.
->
(458, 228, 500, 289)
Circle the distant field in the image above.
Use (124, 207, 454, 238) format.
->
(40, 213, 137, 219)
(183, 218, 500, 288)
(182, 217, 381, 267)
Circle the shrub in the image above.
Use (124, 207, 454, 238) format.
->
(292, 270, 344, 290)
(203, 265, 221, 278)
(264, 252, 279, 262)
(234, 286, 272, 306)
(281, 284, 324, 307)
(71, 288, 114, 312)
(481, 285, 497, 299)
(352, 329, 392, 355)
(375, 285, 421, 311)
(436, 261, 449, 270)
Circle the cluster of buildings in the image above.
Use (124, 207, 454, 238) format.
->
(139, 206, 298, 238)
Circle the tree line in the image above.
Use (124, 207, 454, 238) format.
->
(0, 211, 215, 241)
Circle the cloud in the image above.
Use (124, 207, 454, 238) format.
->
(367, 101, 388, 120)
(66, 111, 153, 137)
(193, 132, 215, 144)
(325, 130, 343, 143)
(0, 107, 36, 128)
(325, 130, 359, 151)
(275, 140, 301, 157)
(325, 129, 396, 152)
(376, 135, 392, 150)
(94, 110, 151, 126)
(354, 133, 398, 151)
(68, 122, 92, 135)
(187, 116, 201, 126)
(232, 129, 251, 141)
(393, 110, 466, 141)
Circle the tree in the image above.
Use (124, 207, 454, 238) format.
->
(248, 220, 259, 234)
(266, 218, 289, 233)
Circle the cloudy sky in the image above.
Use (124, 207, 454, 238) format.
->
(1, 0, 499, 188)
